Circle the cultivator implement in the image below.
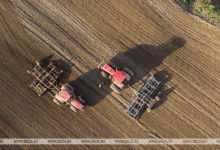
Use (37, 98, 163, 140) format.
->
(126, 76, 160, 118)
(27, 59, 86, 112)
(27, 61, 63, 96)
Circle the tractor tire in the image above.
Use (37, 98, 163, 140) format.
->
(110, 84, 121, 94)
(123, 67, 134, 76)
(109, 62, 117, 70)
(101, 71, 109, 79)
(78, 96, 85, 104)
(53, 98, 62, 106)
(70, 105, 77, 112)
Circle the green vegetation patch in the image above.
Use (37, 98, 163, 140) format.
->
(174, 0, 220, 26)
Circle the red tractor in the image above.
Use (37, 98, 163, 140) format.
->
(53, 83, 85, 112)
(27, 60, 85, 112)
(98, 61, 134, 93)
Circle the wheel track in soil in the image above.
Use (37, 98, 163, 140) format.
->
(1, 0, 220, 150)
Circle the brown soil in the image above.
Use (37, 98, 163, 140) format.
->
(0, 0, 219, 150)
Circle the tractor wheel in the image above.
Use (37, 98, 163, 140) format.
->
(123, 67, 134, 76)
(110, 84, 120, 94)
(109, 62, 117, 70)
(53, 98, 62, 106)
(78, 96, 85, 104)
(70, 105, 77, 112)
(101, 71, 109, 79)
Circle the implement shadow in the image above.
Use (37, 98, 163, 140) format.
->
(70, 37, 185, 107)
(136, 70, 176, 119)
(152, 70, 176, 110)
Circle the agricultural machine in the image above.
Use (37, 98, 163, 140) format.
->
(98, 61, 161, 117)
(53, 83, 85, 112)
(126, 76, 160, 118)
(98, 61, 134, 93)
(27, 60, 85, 112)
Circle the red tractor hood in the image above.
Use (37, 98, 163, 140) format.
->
(59, 89, 71, 101)
(71, 99, 85, 110)
(101, 64, 115, 75)
(113, 70, 126, 84)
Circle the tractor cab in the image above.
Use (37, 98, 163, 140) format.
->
(98, 61, 134, 93)
(53, 83, 85, 112)
(101, 63, 115, 76)
(113, 70, 127, 84)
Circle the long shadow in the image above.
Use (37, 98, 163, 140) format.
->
(122, 36, 185, 76)
(69, 68, 112, 106)
(69, 37, 185, 108)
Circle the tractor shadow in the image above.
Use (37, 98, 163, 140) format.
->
(69, 68, 112, 106)
(111, 36, 185, 86)
(70, 36, 185, 107)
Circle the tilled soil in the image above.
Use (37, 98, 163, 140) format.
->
(0, 0, 219, 150)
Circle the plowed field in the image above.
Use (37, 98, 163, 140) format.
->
(0, 0, 219, 149)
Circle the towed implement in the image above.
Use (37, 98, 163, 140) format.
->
(27, 60, 85, 112)
(126, 76, 160, 118)
(98, 61, 161, 117)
